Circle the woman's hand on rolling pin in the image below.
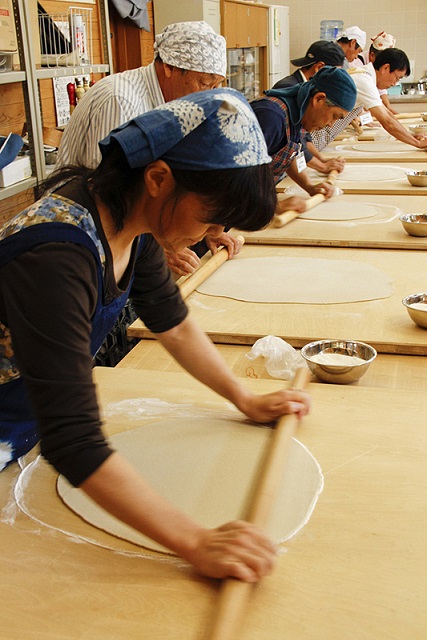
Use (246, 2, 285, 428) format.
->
(414, 135, 427, 148)
(205, 231, 243, 259)
(308, 181, 335, 200)
(236, 388, 311, 424)
(185, 521, 278, 582)
(276, 195, 307, 215)
(323, 156, 345, 173)
(164, 247, 201, 277)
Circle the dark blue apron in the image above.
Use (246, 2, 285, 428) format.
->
(0, 221, 142, 464)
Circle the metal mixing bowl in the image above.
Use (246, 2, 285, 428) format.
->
(402, 293, 427, 328)
(406, 170, 427, 187)
(301, 339, 377, 384)
(409, 124, 427, 135)
(399, 213, 427, 237)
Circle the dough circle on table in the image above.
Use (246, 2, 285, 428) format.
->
(300, 201, 378, 221)
(316, 164, 405, 182)
(196, 257, 394, 304)
(57, 418, 323, 554)
(351, 141, 416, 153)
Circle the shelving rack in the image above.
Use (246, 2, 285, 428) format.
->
(0, 0, 113, 203)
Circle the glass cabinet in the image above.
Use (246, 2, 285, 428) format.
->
(226, 47, 261, 101)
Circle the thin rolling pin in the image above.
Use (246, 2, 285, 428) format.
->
(205, 367, 311, 640)
(179, 235, 245, 300)
(273, 169, 339, 228)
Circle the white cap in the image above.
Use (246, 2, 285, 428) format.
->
(371, 31, 396, 51)
(341, 26, 366, 49)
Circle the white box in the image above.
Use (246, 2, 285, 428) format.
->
(0, 155, 31, 187)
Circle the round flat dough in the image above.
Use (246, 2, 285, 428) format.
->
(314, 165, 405, 182)
(196, 257, 394, 304)
(300, 201, 378, 221)
(57, 418, 323, 554)
(351, 141, 416, 153)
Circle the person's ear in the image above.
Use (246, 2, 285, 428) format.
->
(163, 63, 174, 79)
(314, 61, 325, 73)
(312, 91, 327, 108)
(144, 160, 175, 197)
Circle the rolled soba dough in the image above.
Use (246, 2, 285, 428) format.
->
(315, 165, 405, 182)
(196, 257, 394, 304)
(300, 201, 378, 221)
(57, 418, 323, 554)
(351, 141, 416, 153)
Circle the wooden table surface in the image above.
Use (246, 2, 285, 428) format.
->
(118, 339, 427, 391)
(276, 162, 427, 195)
(2, 367, 426, 639)
(242, 194, 427, 250)
(128, 244, 427, 355)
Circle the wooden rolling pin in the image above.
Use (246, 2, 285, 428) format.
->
(395, 112, 422, 120)
(351, 119, 363, 135)
(273, 169, 339, 228)
(205, 367, 311, 640)
(178, 235, 245, 299)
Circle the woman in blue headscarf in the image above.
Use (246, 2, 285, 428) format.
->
(251, 66, 357, 209)
(0, 88, 310, 581)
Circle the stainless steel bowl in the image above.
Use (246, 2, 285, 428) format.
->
(409, 123, 427, 135)
(406, 170, 427, 187)
(402, 293, 427, 328)
(399, 213, 427, 237)
(301, 339, 377, 384)
(421, 113, 427, 122)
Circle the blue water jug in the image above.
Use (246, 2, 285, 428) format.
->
(320, 20, 344, 41)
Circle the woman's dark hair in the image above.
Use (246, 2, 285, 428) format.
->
(41, 142, 277, 233)
(373, 48, 410, 76)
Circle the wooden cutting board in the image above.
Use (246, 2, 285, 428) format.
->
(2, 367, 426, 639)
(276, 162, 427, 194)
(242, 194, 427, 250)
(128, 244, 427, 355)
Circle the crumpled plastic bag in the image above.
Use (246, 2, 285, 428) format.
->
(246, 335, 307, 380)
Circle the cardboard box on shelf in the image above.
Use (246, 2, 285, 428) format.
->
(0, 0, 17, 52)
(0, 155, 31, 187)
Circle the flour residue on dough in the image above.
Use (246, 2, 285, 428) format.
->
(196, 257, 394, 304)
(57, 418, 323, 554)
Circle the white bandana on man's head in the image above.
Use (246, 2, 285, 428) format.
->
(371, 31, 396, 51)
(153, 21, 226, 77)
(99, 88, 271, 170)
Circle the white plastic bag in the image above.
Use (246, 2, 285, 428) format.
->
(246, 335, 307, 380)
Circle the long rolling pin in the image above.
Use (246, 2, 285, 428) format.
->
(273, 169, 339, 228)
(179, 235, 245, 300)
(205, 367, 311, 640)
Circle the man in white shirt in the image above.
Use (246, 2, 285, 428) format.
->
(311, 48, 427, 151)
(350, 31, 397, 113)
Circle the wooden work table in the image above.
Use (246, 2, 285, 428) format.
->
(242, 194, 427, 250)
(1, 367, 426, 639)
(276, 162, 427, 195)
(128, 245, 427, 355)
(118, 339, 426, 391)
